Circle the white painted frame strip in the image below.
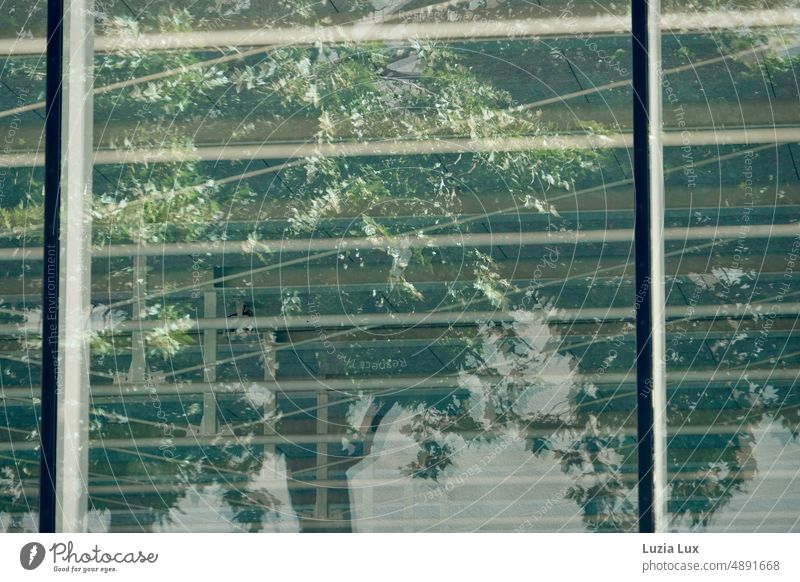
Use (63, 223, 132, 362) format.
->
(55, 0, 93, 533)
(648, 0, 669, 534)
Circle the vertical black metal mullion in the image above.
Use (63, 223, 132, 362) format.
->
(40, 0, 64, 534)
(632, 0, 656, 533)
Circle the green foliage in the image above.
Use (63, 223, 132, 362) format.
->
(6, 2, 797, 532)
(143, 304, 194, 360)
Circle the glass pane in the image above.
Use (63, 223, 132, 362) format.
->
(0, 0, 46, 533)
(661, 5, 800, 531)
(82, 0, 637, 532)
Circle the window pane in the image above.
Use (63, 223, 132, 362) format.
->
(661, 5, 800, 531)
(76, 1, 640, 532)
(0, 0, 46, 533)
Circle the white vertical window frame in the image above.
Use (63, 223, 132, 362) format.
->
(56, 0, 94, 533)
(648, 0, 668, 532)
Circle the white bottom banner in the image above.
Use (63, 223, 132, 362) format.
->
(1, 534, 797, 581)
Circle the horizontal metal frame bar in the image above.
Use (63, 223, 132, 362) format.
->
(26, 468, 800, 497)
(1, 221, 797, 262)
(1, 9, 797, 56)
(1, 367, 797, 400)
(2, 127, 800, 168)
(16, 474, 641, 497)
(2, 419, 797, 451)
(1, 41, 788, 127)
(0, 511, 792, 531)
(1, 300, 799, 336)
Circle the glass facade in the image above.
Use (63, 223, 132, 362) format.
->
(659, 5, 800, 531)
(0, 0, 46, 532)
(0, 0, 797, 533)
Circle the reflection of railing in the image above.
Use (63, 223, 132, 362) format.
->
(2, 301, 800, 336)
(2, 9, 798, 55)
(1, 368, 798, 400)
(2, 221, 799, 261)
(4, 127, 800, 168)
(1, 422, 795, 452)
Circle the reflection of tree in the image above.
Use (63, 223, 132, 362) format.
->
(67, 5, 605, 531)
(342, 307, 799, 533)
(667, 378, 800, 530)
(86, 387, 288, 531)
(0, 463, 33, 531)
(2, 1, 797, 532)
(335, 308, 638, 532)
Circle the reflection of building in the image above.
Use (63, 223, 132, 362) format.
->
(151, 456, 300, 533)
(674, 418, 800, 533)
(348, 405, 586, 532)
